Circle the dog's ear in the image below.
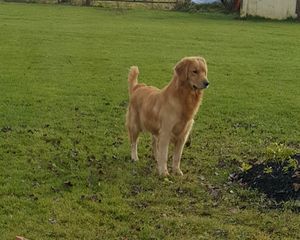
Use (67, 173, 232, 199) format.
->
(197, 57, 207, 74)
(175, 58, 190, 81)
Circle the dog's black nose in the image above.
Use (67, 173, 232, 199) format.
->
(204, 81, 209, 87)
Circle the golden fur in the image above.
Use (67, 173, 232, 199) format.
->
(126, 57, 209, 176)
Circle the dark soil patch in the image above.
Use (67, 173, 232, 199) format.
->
(232, 154, 300, 202)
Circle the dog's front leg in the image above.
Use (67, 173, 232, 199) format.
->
(172, 120, 194, 176)
(152, 135, 158, 161)
(172, 138, 186, 176)
(157, 132, 170, 176)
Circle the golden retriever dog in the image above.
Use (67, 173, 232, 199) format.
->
(126, 57, 209, 176)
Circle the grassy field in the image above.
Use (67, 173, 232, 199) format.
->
(0, 2, 300, 239)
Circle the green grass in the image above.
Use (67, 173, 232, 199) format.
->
(0, 2, 300, 239)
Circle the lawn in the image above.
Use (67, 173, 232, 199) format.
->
(0, 2, 300, 239)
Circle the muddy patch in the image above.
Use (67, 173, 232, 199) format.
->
(231, 154, 300, 203)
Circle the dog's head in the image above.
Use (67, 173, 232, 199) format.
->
(175, 57, 209, 90)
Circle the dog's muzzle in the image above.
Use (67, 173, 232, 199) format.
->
(192, 80, 209, 90)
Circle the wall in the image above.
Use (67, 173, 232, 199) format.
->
(241, 0, 297, 20)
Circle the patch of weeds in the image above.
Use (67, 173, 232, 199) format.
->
(240, 162, 252, 172)
(265, 143, 296, 165)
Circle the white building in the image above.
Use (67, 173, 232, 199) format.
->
(241, 0, 298, 20)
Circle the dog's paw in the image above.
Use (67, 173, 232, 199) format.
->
(131, 153, 139, 161)
(158, 168, 169, 177)
(172, 168, 183, 176)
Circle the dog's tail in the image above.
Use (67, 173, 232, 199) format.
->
(128, 66, 139, 96)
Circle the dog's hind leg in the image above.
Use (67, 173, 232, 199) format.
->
(126, 110, 140, 161)
(129, 127, 139, 161)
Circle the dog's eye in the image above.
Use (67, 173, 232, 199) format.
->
(193, 70, 198, 74)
